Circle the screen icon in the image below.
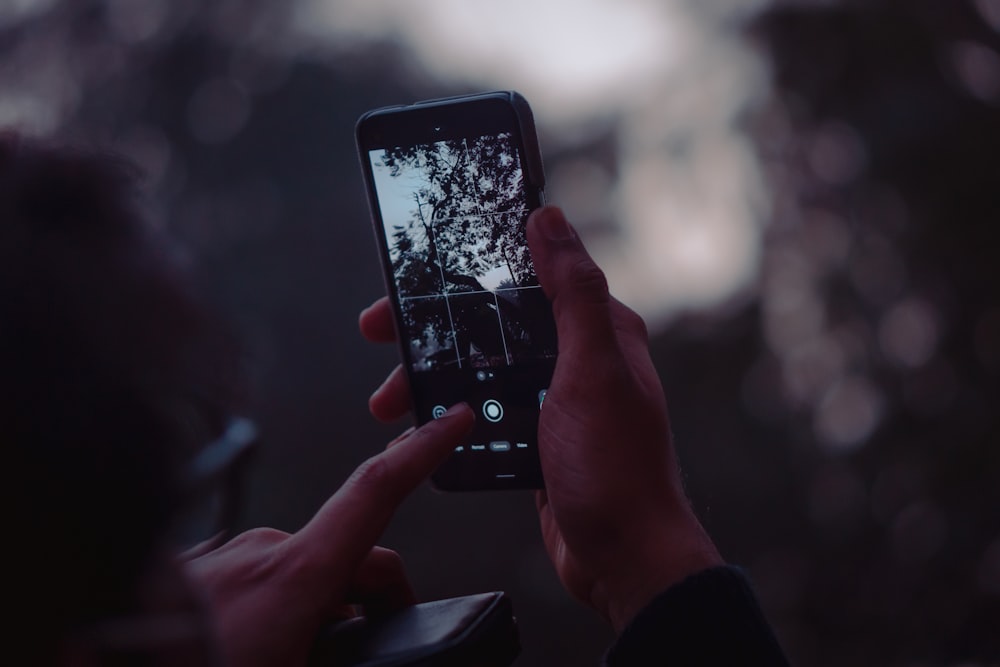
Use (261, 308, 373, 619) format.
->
(431, 405, 447, 419)
(482, 399, 504, 423)
(489, 441, 511, 452)
(538, 389, 547, 409)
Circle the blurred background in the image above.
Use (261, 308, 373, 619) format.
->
(2, 0, 999, 664)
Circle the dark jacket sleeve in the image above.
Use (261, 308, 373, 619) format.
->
(603, 566, 790, 666)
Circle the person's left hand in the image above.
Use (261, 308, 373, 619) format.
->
(183, 404, 475, 667)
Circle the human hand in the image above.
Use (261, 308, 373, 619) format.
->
(183, 404, 475, 667)
(524, 206, 721, 632)
(358, 206, 721, 633)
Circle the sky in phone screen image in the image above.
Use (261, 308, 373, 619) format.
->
(370, 133, 556, 372)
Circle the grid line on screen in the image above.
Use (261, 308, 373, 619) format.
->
(373, 133, 547, 372)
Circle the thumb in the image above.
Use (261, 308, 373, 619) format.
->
(527, 206, 617, 354)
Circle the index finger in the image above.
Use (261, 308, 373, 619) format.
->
(289, 403, 474, 573)
(359, 296, 397, 343)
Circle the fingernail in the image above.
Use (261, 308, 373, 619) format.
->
(537, 207, 575, 241)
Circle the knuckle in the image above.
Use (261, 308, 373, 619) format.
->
(207, 528, 290, 585)
(232, 526, 289, 547)
(348, 454, 393, 491)
(621, 306, 649, 341)
(370, 547, 405, 574)
(568, 257, 610, 305)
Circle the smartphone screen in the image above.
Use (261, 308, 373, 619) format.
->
(357, 92, 555, 490)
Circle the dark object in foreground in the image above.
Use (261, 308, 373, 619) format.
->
(310, 592, 520, 667)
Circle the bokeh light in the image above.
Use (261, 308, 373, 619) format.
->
(292, 0, 770, 328)
(2, 2, 999, 665)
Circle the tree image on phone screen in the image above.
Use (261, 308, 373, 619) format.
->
(369, 133, 556, 375)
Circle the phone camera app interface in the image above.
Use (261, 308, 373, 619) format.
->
(370, 133, 556, 373)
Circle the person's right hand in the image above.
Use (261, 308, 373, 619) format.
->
(183, 404, 475, 667)
(359, 206, 722, 634)
(525, 206, 721, 632)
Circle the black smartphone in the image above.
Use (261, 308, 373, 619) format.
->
(356, 91, 556, 491)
